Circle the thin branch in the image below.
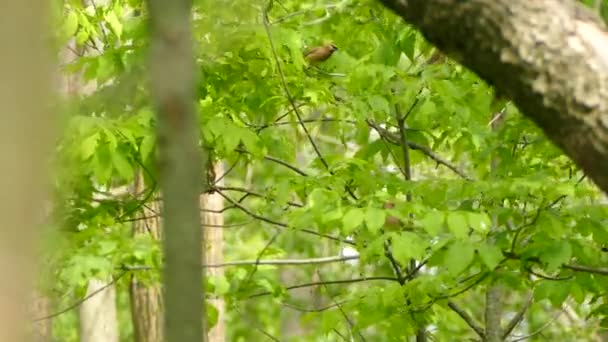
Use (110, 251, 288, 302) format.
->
(203, 255, 359, 268)
(262, 1, 330, 171)
(447, 300, 485, 338)
(503, 292, 533, 339)
(215, 185, 304, 207)
(33, 271, 127, 322)
(563, 263, 608, 276)
(367, 120, 473, 180)
(216, 189, 353, 244)
(526, 265, 573, 281)
(235, 147, 308, 176)
(214, 156, 240, 185)
(510, 308, 564, 342)
(384, 240, 404, 283)
(243, 231, 282, 285)
(282, 300, 351, 312)
(318, 271, 367, 342)
(248, 276, 400, 298)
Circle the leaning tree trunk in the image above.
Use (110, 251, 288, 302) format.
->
(378, 0, 608, 194)
(129, 170, 163, 342)
(201, 163, 225, 342)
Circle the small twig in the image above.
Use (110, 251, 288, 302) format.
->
(563, 263, 608, 276)
(33, 271, 127, 322)
(447, 300, 485, 338)
(216, 189, 352, 244)
(235, 147, 308, 176)
(203, 255, 359, 268)
(262, 1, 330, 171)
(214, 156, 241, 185)
(510, 308, 564, 342)
(526, 265, 573, 281)
(248, 276, 400, 298)
(367, 120, 472, 180)
(244, 231, 282, 285)
(318, 271, 367, 342)
(283, 299, 351, 312)
(215, 185, 303, 207)
(503, 292, 533, 339)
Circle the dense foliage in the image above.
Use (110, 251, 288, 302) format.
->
(45, 0, 608, 340)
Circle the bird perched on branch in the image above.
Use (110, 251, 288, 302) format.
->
(304, 43, 338, 64)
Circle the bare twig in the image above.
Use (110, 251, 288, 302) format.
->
(563, 263, 608, 276)
(249, 276, 400, 298)
(203, 255, 359, 268)
(262, 1, 330, 171)
(503, 293, 533, 339)
(33, 271, 127, 322)
(235, 147, 308, 176)
(367, 120, 472, 180)
(215, 185, 303, 207)
(447, 300, 485, 338)
(216, 189, 353, 244)
(510, 308, 564, 342)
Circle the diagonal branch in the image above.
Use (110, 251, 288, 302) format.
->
(503, 292, 533, 339)
(216, 189, 354, 245)
(367, 119, 473, 180)
(447, 300, 485, 338)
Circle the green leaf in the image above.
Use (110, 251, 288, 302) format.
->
(540, 240, 572, 272)
(365, 207, 386, 233)
(534, 280, 571, 307)
(392, 232, 427, 263)
(444, 242, 475, 276)
(467, 212, 491, 233)
(140, 135, 155, 162)
(104, 10, 122, 39)
(368, 95, 390, 115)
(63, 11, 79, 37)
(420, 210, 444, 236)
(446, 211, 469, 239)
(477, 244, 503, 270)
(342, 208, 364, 234)
(112, 151, 133, 180)
(81, 133, 99, 160)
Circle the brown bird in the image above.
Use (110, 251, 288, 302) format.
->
(304, 43, 338, 63)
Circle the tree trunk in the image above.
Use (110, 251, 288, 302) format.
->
(202, 162, 225, 342)
(378, 0, 608, 194)
(0, 1, 53, 341)
(130, 170, 163, 342)
(30, 292, 52, 342)
(79, 278, 119, 342)
(146, 0, 207, 340)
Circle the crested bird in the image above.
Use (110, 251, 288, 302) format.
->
(304, 43, 338, 63)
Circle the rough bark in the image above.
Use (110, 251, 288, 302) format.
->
(378, 0, 608, 194)
(146, 0, 207, 340)
(79, 278, 119, 342)
(201, 163, 225, 342)
(130, 171, 163, 342)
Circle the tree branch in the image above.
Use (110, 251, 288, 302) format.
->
(377, 0, 608, 193)
(447, 300, 485, 338)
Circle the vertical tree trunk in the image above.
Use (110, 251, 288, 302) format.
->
(30, 293, 52, 341)
(130, 170, 164, 342)
(202, 163, 225, 342)
(147, 0, 207, 340)
(484, 105, 507, 342)
(79, 278, 119, 342)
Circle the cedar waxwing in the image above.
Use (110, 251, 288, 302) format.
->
(304, 43, 338, 63)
